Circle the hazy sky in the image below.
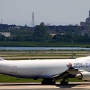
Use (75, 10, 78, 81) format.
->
(0, 0, 90, 26)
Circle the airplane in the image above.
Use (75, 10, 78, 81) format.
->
(0, 56, 90, 85)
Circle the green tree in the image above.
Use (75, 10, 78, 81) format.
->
(33, 25, 51, 42)
(0, 34, 5, 41)
(56, 28, 63, 34)
(66, 28, 81, 35)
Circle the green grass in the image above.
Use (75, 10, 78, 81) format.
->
(0, 74, 42, 83)
(0, 50, 89, 60)
(0, 41, 90, 47)
(0, 74, 84, 83)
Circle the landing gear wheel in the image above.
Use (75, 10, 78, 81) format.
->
(60, 79, 68, 85)
(60, 81, 68, 85)
(41, 79, 55, 85)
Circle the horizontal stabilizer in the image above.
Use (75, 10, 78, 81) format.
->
(0, 57, 6, 61)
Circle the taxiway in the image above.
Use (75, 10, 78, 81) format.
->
(0, 82, 90, 90)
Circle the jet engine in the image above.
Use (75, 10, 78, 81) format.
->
(76, 71, 90, 81)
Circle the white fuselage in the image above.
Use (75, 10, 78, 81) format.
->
(0, 58, 90, 79)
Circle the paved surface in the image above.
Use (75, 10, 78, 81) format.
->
(0, 82, 90, 90)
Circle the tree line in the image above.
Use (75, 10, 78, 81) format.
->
(0, 25, 90, 43)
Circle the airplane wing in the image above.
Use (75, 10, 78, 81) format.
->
(51, 68, 79, 80)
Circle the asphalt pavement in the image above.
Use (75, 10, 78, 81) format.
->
(0, 82, 90, 90)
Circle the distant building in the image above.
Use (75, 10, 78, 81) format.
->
(50, 34, 56, 37)
(80, 10, 90, 26)
(0, 32, 10, 37)
(40, 22, 45, 26)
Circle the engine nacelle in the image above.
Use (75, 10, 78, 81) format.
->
(76, 71, 90, 81)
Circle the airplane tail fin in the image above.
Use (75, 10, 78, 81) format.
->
(0, 57, 6, 61)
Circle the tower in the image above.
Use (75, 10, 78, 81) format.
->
(89, 10, 90, 18)
(1, 19, 3, 24)
(89, 10, 90, 24)
(1, 19, 3, 31)
(31, 12, 35, 27)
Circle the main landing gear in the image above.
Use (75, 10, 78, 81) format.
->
(41, 78, 68, 85)
(60, 78, 68, 85)
(41, 79, 55, 85)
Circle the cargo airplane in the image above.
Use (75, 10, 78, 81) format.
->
(0, 56, 90, 85)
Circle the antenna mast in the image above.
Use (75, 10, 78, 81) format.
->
(31, 12, 35, 27)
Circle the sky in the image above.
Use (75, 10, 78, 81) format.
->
(0, 0, 90, 26)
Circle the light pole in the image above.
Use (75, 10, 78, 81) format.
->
(71, 39, 74, 58)
(1, 19, 3, 31)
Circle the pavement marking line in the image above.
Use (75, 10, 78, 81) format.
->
(1, 82, 90, 89)
(27, 85, 60, 89)
(0, 85, 90, 89)
(0, 85, 60, 89)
